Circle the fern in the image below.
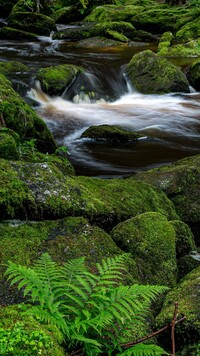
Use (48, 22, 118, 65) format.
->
(5, 253, 168, 355)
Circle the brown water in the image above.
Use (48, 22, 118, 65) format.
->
(1, 24, 200, 177)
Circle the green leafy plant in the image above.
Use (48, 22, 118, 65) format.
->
(18, 138, 37, 160)
(5, 253, 168, 355)
(0, 321, 52, 355)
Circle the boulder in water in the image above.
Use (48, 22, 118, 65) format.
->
(81, 124, 141, 143)
(126, 50, 190, 94)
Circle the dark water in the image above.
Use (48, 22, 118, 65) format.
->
(1, 25, 200, 177)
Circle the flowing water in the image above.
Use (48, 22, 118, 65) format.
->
(1, 25, 200, 177)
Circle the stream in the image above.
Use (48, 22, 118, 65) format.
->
(1, 25, 200, 177)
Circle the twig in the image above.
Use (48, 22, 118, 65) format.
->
(120, 314, 186, 348)
(171, 302, 178, 356)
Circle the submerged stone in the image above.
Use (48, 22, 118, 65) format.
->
(110, 212, 177, 286)
(126, 50, 190, 94)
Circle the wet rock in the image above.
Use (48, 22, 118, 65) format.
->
(0, 73, 56, 153)
(36, 64, 82, 96)
(110, 212, 177, 286)
(7, 11, 56, 36)
(188, 58, 200, 91)
(126, 50, 190, 94)
(156, 266, 200, 354)
(76, 36, 126, 48)
(0, 60, 29, 77)
(81, 124, 141, 143)
(0, 158, 178, 225)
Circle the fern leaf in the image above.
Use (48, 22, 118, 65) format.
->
(118, 343, 168, 355)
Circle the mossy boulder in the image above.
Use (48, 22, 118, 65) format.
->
(0, 217, 125, 303)
(0, 132, 19, 160)
(156, 267, 200, 353)
(85, 5, 145, 23)
(51, 5, 85, 23)
(157, 31, 174, 55)
(0, 26, 39, 41)
(0, 60, 29, 78)
(0, 159, 178, 225)
(81, 125, 141, 143)
(176, 18, 200, 42)
(177, 254, 200, 281)
(7, 12, 56, 36)
(110, 212, 177, 286)
(76, 36, 126, 48)
(0, 73, 56, 153)
(170, 220, 196, 259)
(188, 58, 200, 91)
(126, 50, 190, 94)
(158, 39, 200, 58)
(36, 64, 82, 96)
(0, 305, 64, 355)
(53, 21, 135, 42)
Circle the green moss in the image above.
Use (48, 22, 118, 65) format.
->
(176, 18, 200, 42)
(0, 61, 29, 77)
(126, 50, 189, 94)
(85, 5, 145, 23)
(0, 26, 39, 41)
(156, 267, 200, 351)
(36, 64, 82, 96)
(170, 220, 196, 259)
(177, 255, 200, 280)
(81, 124, 141, 142)
(158, 40, 200, 58)
(106, 29, 129, 42)
(0, 305, 64, 355)
(134, 154, 200, 226)
(0, 132, 19, 160)
(7, 12, 56, 36)
(111, 212, 177, 286)
(0, 158, 178, 225)
(0, 73, 56, 153)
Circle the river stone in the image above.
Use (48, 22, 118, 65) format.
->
(76, 36, 127, 48)
(0, 60, 29, 77)
(0, 158, 178, 226)
(110, 212, 177, 286)
(133, 154, 200, 245)
(188, 58, 200, 91)
(81, 124, 141, 142)
(156, 266, 200, 354)
(36, 64, 82, 96)
(126, 50, 190, 94)
(0, 74, 56, 153)
(7, 12, 56, 36)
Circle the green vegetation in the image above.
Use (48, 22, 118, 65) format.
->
(5, 253, 168, 355)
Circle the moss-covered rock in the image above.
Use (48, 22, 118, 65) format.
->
(7, 12, 56, 36)
(0, 132, 19, 160)
(53, 21, 135, 42)
(0, 60, 29, 78)
(176, 17, 200, 42)
(0, 73, 56, 153)
(177, 254, 200, 280)
(10, 0, 52, 16)
(157, 31, 174, 55)
(51, 5, 85, 23)
(188, 58, 200, 91)
(158, 39, 200, 58)
(0, 217, 125, 303)
(126, 50, 190, 94)
(85, 4, 145, 23)
(0, 26, 39, 41)
(0, 304, 64, 355)
(36, 64, 82, 96)
(110, 212, 177, 286)
(133, 154, 200, 242)
(81, 124, 141, 143)
(0, 158, 178, 225)
(170, 220, 196, 259)
(156, 267, 200, 353)
(76, 36, 127, 48)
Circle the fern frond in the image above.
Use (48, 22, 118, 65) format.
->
(96, 254, 128, 288)
(118, 343, 168, 355)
